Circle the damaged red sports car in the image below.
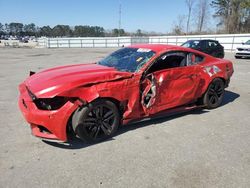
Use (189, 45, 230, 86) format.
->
(18, 44, 234, 143)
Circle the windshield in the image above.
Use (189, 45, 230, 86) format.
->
(244, 40, 250, 45)
(182, 40, 200, 48)
(98, 47, 156, 72)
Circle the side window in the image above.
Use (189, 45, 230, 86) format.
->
(208, 41, 218, 47)
(147, 52, 187, 73)
(187, 53, 204, 65)
(198, 41, 207, 49)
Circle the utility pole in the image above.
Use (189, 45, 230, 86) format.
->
(118, 0, 121, 37)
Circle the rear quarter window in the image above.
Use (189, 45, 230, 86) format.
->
(208, 41, 219, 47)
(187, 53, 205, 65)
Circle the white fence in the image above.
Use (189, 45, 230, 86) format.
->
(38, 34, 250, 51)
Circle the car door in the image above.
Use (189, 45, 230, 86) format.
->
(141, 52, 201, 115)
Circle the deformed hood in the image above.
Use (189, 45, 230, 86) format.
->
(24, 63, 132, 98)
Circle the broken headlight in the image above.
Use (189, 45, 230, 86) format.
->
(34, 97, 68, 110)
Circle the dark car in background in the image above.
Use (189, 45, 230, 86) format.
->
(181, 39, 224, 58)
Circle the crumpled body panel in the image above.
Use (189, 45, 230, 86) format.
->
(25, 63, 133, 98)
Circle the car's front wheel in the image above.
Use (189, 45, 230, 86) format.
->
(203, 78, 225, 109)
(72, 99, 120, 143)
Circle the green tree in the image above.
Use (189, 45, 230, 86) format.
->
(93, 26, 105, 37)
(211, 0, 250, 33)
(23, 23, 37, 36)
(74, 25, 85, 37)
(74, 25, 104, 37)
(0, 22, 127, 37)
(136, 29, 143, 36)
(112, 28, 125, 37)
(5, 23, 9, 34)
(39, 26, 52, 37)
(9, 22, 23, 35)
(118, 29, 125, 36)
(0, 23, 4, 35)
(52, 25, 72, 37)
(112, 28, 119, 36)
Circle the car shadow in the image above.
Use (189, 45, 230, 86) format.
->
(42, 90, 240, 149)
(221, 90, 240, 106)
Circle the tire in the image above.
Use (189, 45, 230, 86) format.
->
(72, 99, 120, 143)
(235, 56, 241, 59)
(203, 78, 225, 109)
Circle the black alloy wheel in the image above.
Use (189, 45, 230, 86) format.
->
(72, 99, 120, 143)
(203, 78, 225, 109)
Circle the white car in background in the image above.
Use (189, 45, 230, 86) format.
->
(235, 40, 250, 59)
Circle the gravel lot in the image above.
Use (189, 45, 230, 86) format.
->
(0, 48, 249, 188)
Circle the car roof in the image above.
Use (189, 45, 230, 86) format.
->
(186, 39, 218, 42)
(128, 44, 191, 53)
(128, 43, 213, 58)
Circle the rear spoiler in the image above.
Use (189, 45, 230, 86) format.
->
(29, 71, 36, 76)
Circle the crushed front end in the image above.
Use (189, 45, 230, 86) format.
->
(18, 82, 78, 141)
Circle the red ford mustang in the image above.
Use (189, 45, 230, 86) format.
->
(18, 44, 234, 143)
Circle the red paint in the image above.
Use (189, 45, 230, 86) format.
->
(25, 63, 132, 98)
(18, 44, 234, 141)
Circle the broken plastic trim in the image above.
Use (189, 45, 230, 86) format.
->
(141, 74, 157, 108)
(74, 98, 87, 107)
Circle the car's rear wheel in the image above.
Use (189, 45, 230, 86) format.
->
(203, 78, 225, 109)
(72, 99, 120, 143)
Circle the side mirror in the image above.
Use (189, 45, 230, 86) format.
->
(242, 42, 245, 45)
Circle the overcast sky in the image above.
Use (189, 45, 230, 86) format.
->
(0, 0, 215, 33)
